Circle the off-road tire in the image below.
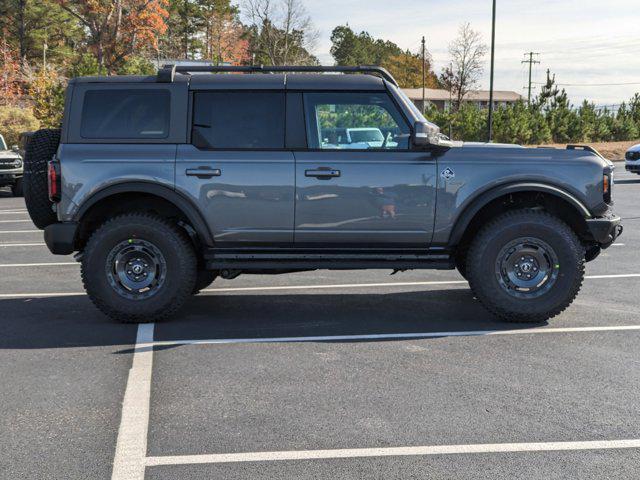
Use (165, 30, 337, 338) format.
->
(11, 178, 23, 197)
(23, 129, 60, 229)
(193, 270, 217, 295)
(81, 213, 197, 323)
(466, 210, 585, 323)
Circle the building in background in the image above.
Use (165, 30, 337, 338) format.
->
(403, 88, 522, 111)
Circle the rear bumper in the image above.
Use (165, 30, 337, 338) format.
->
(44, 222, 78, 255)
(586, 215, 622, 247)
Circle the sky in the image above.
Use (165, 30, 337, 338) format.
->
(300, 0, 640, 106)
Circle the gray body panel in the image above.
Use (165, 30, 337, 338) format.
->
(294, 151, 437, 245)
(175, 146, 295, 245)
(432, 145, 608, 245)
(57, 144, 176, 221)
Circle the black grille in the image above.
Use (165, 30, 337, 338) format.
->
(626, 151, 640, 161)
(0, 160, 19, 170)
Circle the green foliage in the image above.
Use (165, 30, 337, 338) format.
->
(330, 25, 403, 66)
(117, 56, 157, 76)
(0, 106, 40, 146)
(28, 67, 66, 128)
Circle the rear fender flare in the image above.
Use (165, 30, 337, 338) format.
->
(74, 182, 214, 246)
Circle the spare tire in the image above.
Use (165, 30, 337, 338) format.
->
(23, 129, 60, 229)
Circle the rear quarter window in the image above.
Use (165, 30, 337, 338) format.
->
(80, 89, 170, 139)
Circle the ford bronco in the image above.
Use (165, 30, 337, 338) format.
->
(22, 65, 622, 323)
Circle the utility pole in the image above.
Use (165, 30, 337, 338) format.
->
(522, 52, 540, 104)
(487, 0, 496, 142)
(421, 36, 426, 113)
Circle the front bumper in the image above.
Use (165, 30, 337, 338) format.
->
(0, 172, 22, 186)
(44, 222, 78, 255)
(586, 215, 623, 247)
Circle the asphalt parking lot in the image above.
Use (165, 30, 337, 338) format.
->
(2, 169, 640, 479)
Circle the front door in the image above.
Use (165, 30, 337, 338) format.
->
(294, 91, 437, 247)
(176, 90, 295, 246)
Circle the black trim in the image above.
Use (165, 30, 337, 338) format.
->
(160, 64, 399, 86)
(204, 248, 453, 271)
(285, 92, 307, 149)
(448, 182, 592, 247)
(75, 182, 214, 246)
(44, 222, 78, 255)
(586, 216, 622, 247)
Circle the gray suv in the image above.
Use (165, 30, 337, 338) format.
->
(22, 65, 622, 323)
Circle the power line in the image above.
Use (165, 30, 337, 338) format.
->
(521, 52, 540, 104)
(532, 81, 640, 87)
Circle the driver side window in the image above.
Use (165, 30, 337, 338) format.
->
(303, 92, 410, 150)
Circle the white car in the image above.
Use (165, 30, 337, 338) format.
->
(625, 144, 640, 175)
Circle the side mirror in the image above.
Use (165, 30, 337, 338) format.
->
(412, 121, 453, 149)
(11, 145, 19, 152)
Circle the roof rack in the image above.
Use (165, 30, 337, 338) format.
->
(156, 64, 399, 87)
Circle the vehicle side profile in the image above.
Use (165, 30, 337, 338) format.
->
(22, 65, 622, 323)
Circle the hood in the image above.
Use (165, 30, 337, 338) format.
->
(0, 150, 21, 160)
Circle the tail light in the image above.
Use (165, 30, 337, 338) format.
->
(48, 160, 61, 202)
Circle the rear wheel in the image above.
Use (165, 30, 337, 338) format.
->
(81, 213, 197, 323)
(466, 210, 584, 323)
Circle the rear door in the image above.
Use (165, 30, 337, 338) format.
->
(175, 82, 295, 246)
(293, 90, 437, 247)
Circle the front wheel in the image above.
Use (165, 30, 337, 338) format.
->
(466, 210, 585, 323)
(11, 178, 23, 197)
(81, 213, 197, 323)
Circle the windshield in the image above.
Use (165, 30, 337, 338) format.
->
(0, 135, 6, 151)
(349, 129, 384, 143)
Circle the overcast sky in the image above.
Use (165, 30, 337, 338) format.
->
(302, 0, 640, 106)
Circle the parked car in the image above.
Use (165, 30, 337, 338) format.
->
(22, 65, 622, 323)
(0, 133, 24, 196)
(625, 144, 640, 174)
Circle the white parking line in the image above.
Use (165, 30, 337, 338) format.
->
(0, 219, 32, 223)
(0, 230, 40, 234)
(0, 210, 27, 214)
(0, 262, 76, 268)
(145, 439, 640, 466)
(1, 273, 640, 298)
(0, 242, 45, 247)
(111, 324, 154, 480)
(151, 325, 640, 346)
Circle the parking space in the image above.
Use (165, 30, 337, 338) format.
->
(2, 170, 640, 479)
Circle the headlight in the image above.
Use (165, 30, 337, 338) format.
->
(12, 159, 22, 168)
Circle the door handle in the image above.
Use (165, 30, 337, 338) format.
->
(186, 167, 221, 179)
(305, 168, 341, 179)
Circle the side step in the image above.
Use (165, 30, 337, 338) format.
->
(204, 249, 455, 271)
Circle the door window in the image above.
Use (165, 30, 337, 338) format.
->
(192, 91, 285, 149)
(304, 92, 410, 150)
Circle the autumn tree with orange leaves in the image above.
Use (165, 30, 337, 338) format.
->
(56, 0, 169, 73)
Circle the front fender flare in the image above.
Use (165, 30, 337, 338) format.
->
(447, 182, 592, 247)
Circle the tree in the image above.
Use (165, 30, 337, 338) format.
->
(0, 35, 23, 105)
(28, 66, 66, 127)
(243, 0, 318, 66)
(55, 0, 169, 73)
(199, 0, 250, 64)
(0, 106, 40, 146)
(330, 25, 402, 66)
(383, 50, 439, 89)
(0, 0, 83, 67)
(440, 23, 487, 111)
